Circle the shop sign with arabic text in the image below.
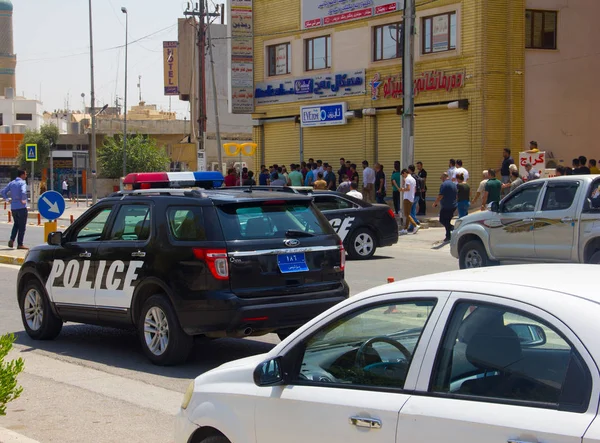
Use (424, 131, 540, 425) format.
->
(369, 70, 466, 100)
(302, 0, 401, 29)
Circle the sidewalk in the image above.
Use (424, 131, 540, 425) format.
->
(0, 201, 90, 224)
(0, 426, 41, 443)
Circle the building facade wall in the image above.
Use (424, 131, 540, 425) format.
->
(251, 0, 525, 186)
(525, 0, 600, 164)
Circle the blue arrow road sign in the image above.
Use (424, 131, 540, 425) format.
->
(25, 144, 38, 162)
(38, 191, 66, 221)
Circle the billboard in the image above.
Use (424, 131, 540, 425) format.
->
(163, 41, 179, 96)
(302, 0, 401, 30)
(228, 0, 255, 114)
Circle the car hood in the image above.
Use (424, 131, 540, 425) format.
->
(195, 353, 268, 385)
(457, 210, 496, 226)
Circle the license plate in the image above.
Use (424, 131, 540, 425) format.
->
(277, 253, 309, 274)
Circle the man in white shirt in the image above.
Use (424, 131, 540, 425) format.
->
(399, 168, 419, 235)
(471, 170, 489, 206)
(346, 182, 363, 200)
(447, 159, 457, 182)
(362, 160, 376, 203)
(455, 159, 469, 182)
(62, 179, 69, 197)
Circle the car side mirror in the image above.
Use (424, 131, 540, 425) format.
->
(47, 231, 63, 246)
(491, 201, 500, 213)
(253, 357, 285, 387)
(508, 323, 547, 347)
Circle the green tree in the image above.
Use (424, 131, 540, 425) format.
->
(17, 124, 59, 170)
(98, 134, 171, 178)
(0, 333, 24, 416)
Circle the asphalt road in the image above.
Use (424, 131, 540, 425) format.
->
(0, 227, 458, 443)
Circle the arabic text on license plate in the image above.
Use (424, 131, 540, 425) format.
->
(277, 253, 309, 274)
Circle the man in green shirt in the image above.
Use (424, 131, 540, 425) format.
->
(482, 169, 502, 210)
(288, 164, 304, 187)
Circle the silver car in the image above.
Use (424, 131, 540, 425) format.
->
(451, 175, 600, 268)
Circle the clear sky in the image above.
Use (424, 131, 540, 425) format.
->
(13, 0, 221, 119)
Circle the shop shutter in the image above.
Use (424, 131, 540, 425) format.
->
(376, 112, 402, 174)
(264, 120, 301, 168)
(302, 118, 373, 171)
(414, 109, 471, 180)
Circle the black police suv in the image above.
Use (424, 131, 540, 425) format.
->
(17, 189, 349, 365)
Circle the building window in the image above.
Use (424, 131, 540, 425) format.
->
(0, 114, 3, 126)
(268, 43, 291, 76)
(16, 113, 32, 121)
(305, 36, 331, 71)
(422, 12, 457, 54)
(526, 10, 557, 50)
(374, 22, 403, 61)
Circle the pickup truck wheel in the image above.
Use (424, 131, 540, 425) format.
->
(589, 251, 600, 264)
(459, 240, 489, 269)
(138, 294, 193, 366)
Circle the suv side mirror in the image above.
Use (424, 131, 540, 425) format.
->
(253, 357, 285, 387)
(47, 231, 63, 246)
(508, 323, 547, 347)
(491, 201, 500, 213)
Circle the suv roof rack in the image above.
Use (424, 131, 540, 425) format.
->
(110, 189, 205, 198)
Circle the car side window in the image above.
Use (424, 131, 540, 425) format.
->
(294, 299, 436, 389)
(314, 196, 354, 212)
(541, 182, 580, 211)
(168, 207, 207, 241)
(108, 205, 151, 241)
(430, 302, 591, 411)
(74, 208, 113, 243)
(502, 183, 543, 213)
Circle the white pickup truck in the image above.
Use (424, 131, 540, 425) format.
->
(450, 175, 600, 268)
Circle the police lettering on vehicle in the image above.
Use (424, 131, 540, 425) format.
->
(46, 259, 144, 297)
(329, 217, 355, 241)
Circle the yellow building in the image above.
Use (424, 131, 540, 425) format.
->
(250, 0, 524, 182)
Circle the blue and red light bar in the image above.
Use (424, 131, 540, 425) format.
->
(123, 171, 225, 190)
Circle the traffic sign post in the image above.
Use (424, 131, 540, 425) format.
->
(25, 144, 38, 211)
(38, 191, 66, 240)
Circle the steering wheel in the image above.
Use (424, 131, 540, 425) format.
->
(355, 336, 411, 369)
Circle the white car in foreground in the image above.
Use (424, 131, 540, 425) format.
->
(176, 265, 600, 443)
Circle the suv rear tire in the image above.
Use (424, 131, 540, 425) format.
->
(459, 240, 490, 269)
(138, 294, 193, 366)
(347, 228, 376, 260)
(19, 279, 62, 340)
(589, 251, 600, 264)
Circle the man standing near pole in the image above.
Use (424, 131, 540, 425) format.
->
(1, 170, 29, 249)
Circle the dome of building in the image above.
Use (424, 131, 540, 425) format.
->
(0, 0, 12, 11)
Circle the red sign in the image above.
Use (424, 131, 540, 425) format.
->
(304, 18, 321, 28)
(323, 8, 372, 25)
(375, 3, 397, 14)
(370, 70, 466, 100)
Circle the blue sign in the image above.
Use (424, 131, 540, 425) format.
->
(38, 191, 66, 221)
(277, 253, 309, 274)
(300, 103, 347, 128)
(25, 144, 37, 162)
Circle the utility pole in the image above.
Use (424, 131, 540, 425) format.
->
(184, 3, 219, 173)
(401, 0, 415, 172)
(206, 1, 223, 171)
(88, 0, 98, 204)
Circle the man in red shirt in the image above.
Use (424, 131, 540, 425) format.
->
(224, 168, 237, 187)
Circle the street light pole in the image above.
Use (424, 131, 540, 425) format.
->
(88, 0, 98, 204)
(401, 0, 415, 172)
(121, 7, 128, 179)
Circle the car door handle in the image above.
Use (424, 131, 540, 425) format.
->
(508, 440, 536, 443)
(79, 252, 92, 258)
(131, 251, 146, 258)
(349, 416, 382, 429)
(561, 217, 574, 223)
(522, 218, 534, 223)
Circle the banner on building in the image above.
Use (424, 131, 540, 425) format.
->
(255, 70, 365, 105)
(163, 41, 179, 96)
(432, 15, 449, 52)
(519, 151, 546, 178)
(228, 0, 255, 114)
(301, 0, 401, 30)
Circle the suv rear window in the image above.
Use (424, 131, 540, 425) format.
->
(216, 201, 332, 241)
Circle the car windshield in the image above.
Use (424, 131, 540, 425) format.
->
(215, 201, 332, 241)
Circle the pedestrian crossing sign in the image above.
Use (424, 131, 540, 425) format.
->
(26, 144, 37, 162)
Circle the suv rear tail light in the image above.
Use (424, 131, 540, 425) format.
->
(193, 248, 229, 280)
(387, 208, 396, 220)
(338, 240, 346, 271)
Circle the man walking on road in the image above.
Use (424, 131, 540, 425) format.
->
(362, 160, 376, 203)
(433, 172, 457, 243)
(399, 169, 419, 235)
(1, 169, 29, 249)
(482, 169, 502, 210)
(500, 148, 515, 184)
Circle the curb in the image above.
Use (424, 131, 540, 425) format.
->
(0, 255, 24, 265)
(0, 426, 41, 443)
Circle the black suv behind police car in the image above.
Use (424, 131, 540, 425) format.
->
(17, 189, 349, 365)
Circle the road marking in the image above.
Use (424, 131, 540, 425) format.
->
(9, 347, 184, 416)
